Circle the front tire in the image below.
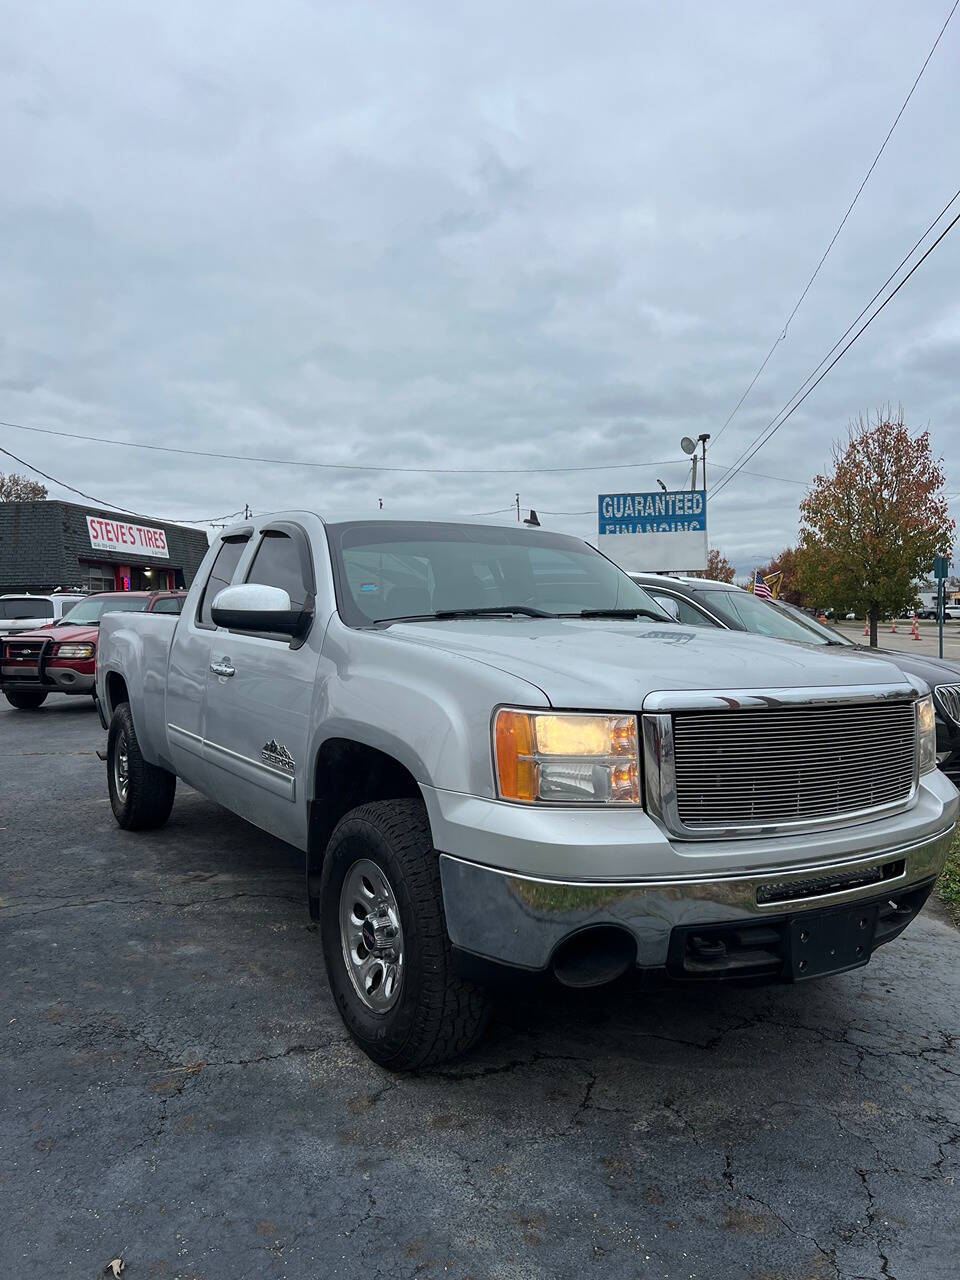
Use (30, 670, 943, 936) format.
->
(320, 799, 491, 1070)
(107, 702, 176, 830)
(4, 689, 48, 710)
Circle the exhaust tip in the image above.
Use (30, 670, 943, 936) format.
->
(551, 926, 637, 989)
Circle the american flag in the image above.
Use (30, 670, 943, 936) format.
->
(753, 570, 773, 601)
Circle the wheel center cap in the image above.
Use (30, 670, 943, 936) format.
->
(362, 906, 399, 959)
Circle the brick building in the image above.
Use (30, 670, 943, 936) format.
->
(0, 500, 210, 594)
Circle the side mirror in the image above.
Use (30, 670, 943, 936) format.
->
(211, 583, 310, 638)
(654, 595, 681, 622)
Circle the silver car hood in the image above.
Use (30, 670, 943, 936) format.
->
(386, 619, 916, 707)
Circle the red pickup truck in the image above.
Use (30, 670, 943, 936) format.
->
(1, 590, 185, 710)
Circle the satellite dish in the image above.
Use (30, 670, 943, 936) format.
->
(680, 436, 697, 455)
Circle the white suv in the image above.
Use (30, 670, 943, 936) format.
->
(0, 593, 85, 637)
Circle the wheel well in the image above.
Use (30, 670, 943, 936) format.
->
(105, 672, 129, 718)
(307, 739, 425, 913)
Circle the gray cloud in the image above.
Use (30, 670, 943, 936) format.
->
(1, 0, 958, 570)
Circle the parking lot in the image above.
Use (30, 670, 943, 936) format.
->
(834, 621, 960, 661)
(3, 696, 959, 1280)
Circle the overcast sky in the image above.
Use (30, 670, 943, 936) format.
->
(2, 0, 958, 571)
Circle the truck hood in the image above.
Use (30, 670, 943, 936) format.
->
(3, 623, 99, 644)
(386, 619, 917, 707)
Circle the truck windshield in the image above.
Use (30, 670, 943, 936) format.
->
(327, 521, 669, 626)
(58, 596, 151, 626)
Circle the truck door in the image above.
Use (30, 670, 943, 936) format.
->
(201, 523, 321, 848)
(166, 532, 251, 790)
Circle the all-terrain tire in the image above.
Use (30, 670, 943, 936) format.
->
(4, 689, 48, 710)
(319, 798, 491, 1070)
(107, 702, 176, 830)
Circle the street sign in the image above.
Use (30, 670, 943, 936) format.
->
(597, 490, 707, 572)
(933, 554, 949, 579)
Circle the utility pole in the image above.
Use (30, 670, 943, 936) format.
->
(515, 493, 520, 523)
(697, 433, 710, 492)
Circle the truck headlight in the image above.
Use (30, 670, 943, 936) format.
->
(494, 709, 640, 804)
(917, 695, 937, 774)
(56, 643, 96, 659)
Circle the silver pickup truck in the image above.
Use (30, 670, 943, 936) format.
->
(96, 513, 958, 1069)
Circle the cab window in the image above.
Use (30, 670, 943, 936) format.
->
(245, 531, 309, 611)
(654, 593, 716, 627)
(198, 536, 250, 628)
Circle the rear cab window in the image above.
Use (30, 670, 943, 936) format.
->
(0, 599, 53, 620)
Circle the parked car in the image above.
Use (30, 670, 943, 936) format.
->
(631, 574, 960, 783)
(0, 592, 85, 637)
(1, 590, 186, 710)
(94, 515, 957, 1069)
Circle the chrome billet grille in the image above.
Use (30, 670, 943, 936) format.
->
(672, 701, 917, 830)
(935, 684, 960, 726)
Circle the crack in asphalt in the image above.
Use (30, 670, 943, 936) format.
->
(723, 1150, 843, 1280)
(1, 890, 302, 917)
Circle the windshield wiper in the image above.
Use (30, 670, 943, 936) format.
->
(566, 608, 669, 622)
(378, 605, 556, 624)
(434, 606, 555, 619)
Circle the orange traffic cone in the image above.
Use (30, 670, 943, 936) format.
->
(890, 619, 897, 634)
(912, 616, 920, 641)
(863, 619, 869, 637)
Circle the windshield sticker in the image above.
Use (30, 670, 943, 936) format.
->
(359, 583, 379, 593)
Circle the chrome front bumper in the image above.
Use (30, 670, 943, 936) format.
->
(439, 821, 956, 972)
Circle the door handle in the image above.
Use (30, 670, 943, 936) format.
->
(210, 658, 236, 678)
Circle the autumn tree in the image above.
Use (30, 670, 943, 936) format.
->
(797, 409, 953, 647)
(0, 472, 47, 501)
(756, 546, 804, 605)
(691, 547, 735, 583)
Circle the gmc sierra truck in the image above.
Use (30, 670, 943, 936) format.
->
(95, 513, 958, 1069)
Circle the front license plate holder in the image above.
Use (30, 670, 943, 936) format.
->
(787, 902, 880, 980)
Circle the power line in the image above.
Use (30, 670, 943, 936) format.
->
(0, 441, 243, 525)
(538, 466, 810, 514)
(713, 184, 960, 495)
(712, 199, 960, 498)
(713, 0, 959, 446)
(0, 418, 690, 476)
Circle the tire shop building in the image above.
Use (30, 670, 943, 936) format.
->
(0, 500, 210, 594)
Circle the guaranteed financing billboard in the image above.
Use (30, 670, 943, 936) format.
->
(597, 490, 707, 572)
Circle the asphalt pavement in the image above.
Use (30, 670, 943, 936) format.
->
(2, 695, 959, 1280)
(834, 620, 960, 662)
